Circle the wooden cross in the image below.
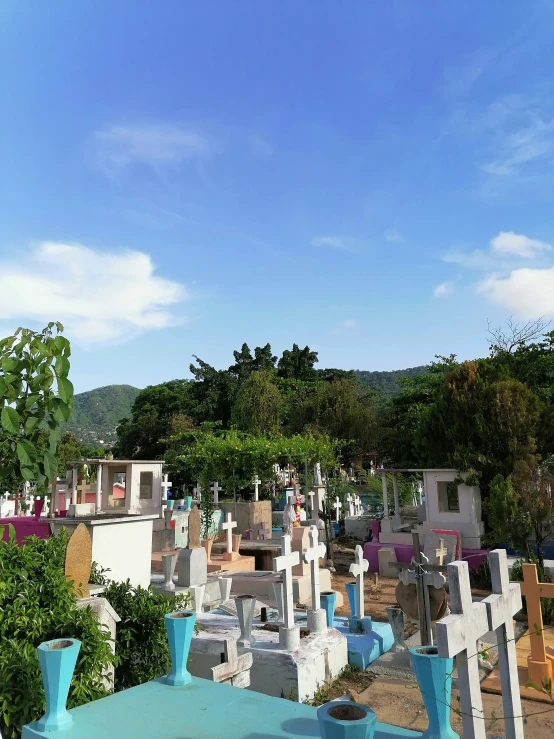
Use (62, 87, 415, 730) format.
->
(258, 522, 267, 541)
(304, 525, 326, 611)
(161, 474, 172, 501)
(210, 481, 222, 505)
(436, 561, 489, 739)
(435, 538, 448, 566)
(520, 563, 554, 687)
(221, 512, 237, 554)
(349, 545, 369, 618)
(333, 496, 342, 522)
(273, 534, 300, 629)
(252, 475, 261, 502)
(482, 549, 524, 739)
(13, 491, 23, 516)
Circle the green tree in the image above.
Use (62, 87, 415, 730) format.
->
(188, 357, 236, 427)
(228, 343, 277, 382)
(114, 380, 193, 459)
(232, 370, 282, 435)
(277, 344, 318, 380)
(0, 323, 73, 491)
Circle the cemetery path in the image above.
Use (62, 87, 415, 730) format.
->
(357, 676, 554, 738)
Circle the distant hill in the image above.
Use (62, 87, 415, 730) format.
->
(353, 366, 427, 395)
(66, 385, 140, 444)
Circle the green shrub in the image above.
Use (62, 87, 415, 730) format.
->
(0, 527, 113, 739)
(103, 581, 190, 691)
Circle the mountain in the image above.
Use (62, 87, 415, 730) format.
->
(66, 385, 140, 444)
(353, 366, 427, 395)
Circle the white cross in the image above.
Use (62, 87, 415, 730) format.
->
(192, 483, 201, 499)
(349, 545, 369, 619)
(436, 561, 489, 739)
(211, 637, 253, 684)
(258, 522, 267, 541)
(435, 539, 448, 566)
(304, 525, 326, 611)
(221, 512, 237, 554)
(482, 550, 524, 739)
(210, 481, 222, 505)
(346, 493, 354, 517)
(333, 496, 342, 522)
(161, 474, 172, 502)
(252, 475, 261, 502)
(273, 535, 300, 629)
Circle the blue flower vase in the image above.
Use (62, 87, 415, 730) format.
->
(185, 496, 192, 511)
(345, 581, 357, 617)
(317, 701, 377, 739)
(166, 500, 175, 510)
(409, 646, 459, 739)
(36, 638, 81, 732)
(164, 611, 196, 686)
(320, 591, 337, 628)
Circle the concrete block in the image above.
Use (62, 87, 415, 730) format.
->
(177, 547, 208, 587)
(378, 547, 398, 578)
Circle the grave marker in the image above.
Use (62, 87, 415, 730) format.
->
(333, 496, 342, 522)
(211, 637, 253, 688)
(252, 475, 261, 502)
(161, 474, 172, 502)
(304, 525, 327, 633)
(349, 545, 369, 620)
(258, 521, 267, 541)
(273, 534, 300, 650)
(436, 560, 489, 739)
(482, 549, 524, 739)
(188, 506, 201, 549)
(221, 512, 237, 560)
(435, 539, 448, 566)
(346, 493, 354, 517)
(65, 523, 92, 598)
(210, 481, 222, 506)
(520, 562, 554, 687)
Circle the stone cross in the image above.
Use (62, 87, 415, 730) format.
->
(346, 493, 354, 517)
(482, 549, 524, 739)
(304, 525, 326, 611)
(192, 483, 201, 500)
(161, 474, 172, 502)
(349, 545, 369, 619)
(210, 481, 222, 505)
(436, 561, 489, 739)
(258, 522, 267, 541)
(211, 637, 253, 688)
(333, 496, 342, 522)
(252, 475, 261, 502)
(307, 489, 315, 516)
(222, 512, 237, 554)
(273, 534, 300, 630)
(435, 539, 448, 566)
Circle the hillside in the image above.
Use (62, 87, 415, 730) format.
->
(66, 385, 140, 444)
(353, 366, 427, 395)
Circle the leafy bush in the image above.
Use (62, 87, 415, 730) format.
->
(103, 581, 190, 691)
(0, 527, 113, 739)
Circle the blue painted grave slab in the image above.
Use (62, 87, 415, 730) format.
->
(23, 673, 422, 739)
(333, 617, 394, 670)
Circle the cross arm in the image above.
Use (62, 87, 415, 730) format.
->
(274, 552, 300, 571)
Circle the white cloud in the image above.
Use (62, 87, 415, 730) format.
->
(0, 242, 186, 344)
(479, 267, 554, 318)
(250, 135, 273, 157)
(384, 228, 403, 243)
(92, 123, 211, 180)
(433, 281, 454, 298)
(343, 319, 356, 328)
(490, 231, 552, 258)
(311, 236, 350, 251)
(442, 249, 495, 270)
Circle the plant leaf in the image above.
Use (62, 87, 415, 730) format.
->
(54, 355, 70, 378)
(57, 377, 74, 404)
(17, 440, 37, 467)
(43, 450, 57, 481)
(1, 406, 21, 434)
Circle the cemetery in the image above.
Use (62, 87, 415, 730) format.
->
(4, 325, 554, 739)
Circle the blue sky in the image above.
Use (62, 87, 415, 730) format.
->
(2, 1, 554, 393)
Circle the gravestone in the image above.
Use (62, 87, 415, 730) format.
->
(423, 531, 457, 566)
(65, 523, 92, 598)
(378, 547, 398, 577)
(188, 506, 201, 549)
(273, 534, 300, 650)
(291, 525, 310, 576)
(177, 507, 207, 587)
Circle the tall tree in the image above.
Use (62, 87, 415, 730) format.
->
(228, 343, 277, 382)
(231, 370, 282, 435)
(277, 344, 318, 380)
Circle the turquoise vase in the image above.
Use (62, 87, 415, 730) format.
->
(36, 638, 81, 732)
(345, 581, 357, 617)
(185, 496, 192, 511)
(166, 500, 175, 510)
(320, 591, 337, 628)
(409, 647, 459, 739)
(317, 701, 377, 739)
(165, 611, 196, 686)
